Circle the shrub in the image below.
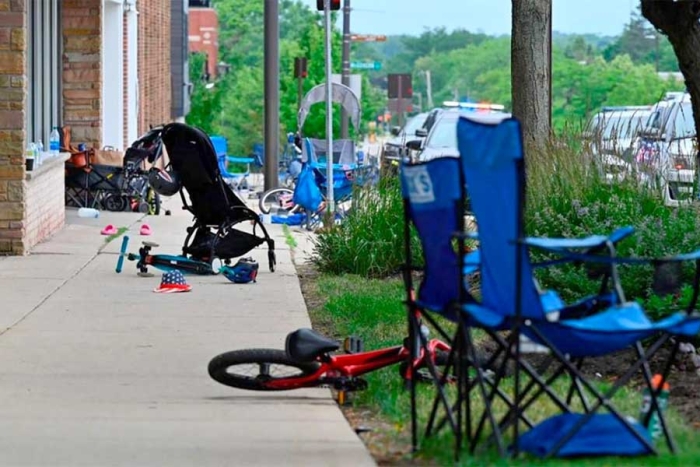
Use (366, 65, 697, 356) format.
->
(313, 129, 700, 319)
(527, 131, 700, 313)
(311, 176, 422, 277)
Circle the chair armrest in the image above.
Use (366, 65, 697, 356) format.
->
(454, 231, 479, 241)
(521, 226, 635, 252)
(227, 156, 256, 164)
(463, 250, 480, 275)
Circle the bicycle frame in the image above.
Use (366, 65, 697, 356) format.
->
(265, 337, 451, 390)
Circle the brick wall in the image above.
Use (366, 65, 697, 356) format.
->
(0, 1, 26, 255)
(62, 0, 102, 147)
(24, 158, 66, 251)
(138, 0, 172, 135)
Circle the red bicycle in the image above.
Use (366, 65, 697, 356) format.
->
(208, 326, 452, 403)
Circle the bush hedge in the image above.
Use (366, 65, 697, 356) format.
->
(313, 132, 700, 316)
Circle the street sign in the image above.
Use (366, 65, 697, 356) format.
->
(350, 34, 387, 42)
(350, 61, 381, 71)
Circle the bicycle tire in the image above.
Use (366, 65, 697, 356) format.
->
(258, 187, 295, 214)
(148, 188, 161, 216)
(208, 349, 320, 391)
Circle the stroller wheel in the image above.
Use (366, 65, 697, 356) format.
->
(210, 257, 223, 275)
(103, 194, 128, 212)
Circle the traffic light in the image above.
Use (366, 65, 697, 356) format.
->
(316, 0, 341, 11)
(388, 74, 412, 99)
(294, 57, 308, 79)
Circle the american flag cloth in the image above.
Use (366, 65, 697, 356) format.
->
(153, 270, 192, 294)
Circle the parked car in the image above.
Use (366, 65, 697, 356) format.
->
(407, 102, 508, 162)
(381, 108, 444, 174)
(585, 106, 653, 182)
(632, 92, 696, 207)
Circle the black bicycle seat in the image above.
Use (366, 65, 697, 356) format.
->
(142, 241, 159, 248)
(286, 328, 339, 362)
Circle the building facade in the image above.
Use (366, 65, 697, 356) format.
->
(0, 0, 188, 255)
(188, 0, 219, 81)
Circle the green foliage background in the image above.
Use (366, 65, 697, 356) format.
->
(187, 2, 685, 155)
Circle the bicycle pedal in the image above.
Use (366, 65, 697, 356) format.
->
(137, 272, 154, 278)
(343, 336, 364, 354)
(337, 390, 347, 406)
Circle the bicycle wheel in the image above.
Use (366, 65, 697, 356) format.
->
(147, 187, 161, 215)
(258, 187, 295, 214)
(208, 349, 320, 391)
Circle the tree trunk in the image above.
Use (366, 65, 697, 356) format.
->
(641, 0, 700, 149)
(511, 0, 552, 152)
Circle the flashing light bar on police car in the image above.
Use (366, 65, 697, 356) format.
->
(443, 101, 506, 111)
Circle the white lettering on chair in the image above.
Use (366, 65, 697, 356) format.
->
(405, 166, 435, 203)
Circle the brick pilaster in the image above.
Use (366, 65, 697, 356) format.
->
(138, 0, 172, 135)
(0, 1, 26, 255)
(62, 0, 102, 147)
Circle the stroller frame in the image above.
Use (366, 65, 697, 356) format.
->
(161, 123, 276, 272)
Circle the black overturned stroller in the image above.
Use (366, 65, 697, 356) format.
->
(155, 123, 276, 272)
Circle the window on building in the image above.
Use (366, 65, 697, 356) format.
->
(26, 1, 61, 146)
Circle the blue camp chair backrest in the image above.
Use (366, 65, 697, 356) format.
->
(210, 136, 228, 158)
(400, 157, 462, 313)
(456, 114, 544, 320)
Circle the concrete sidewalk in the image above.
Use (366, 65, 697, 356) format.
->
(0, 199, 374, 467)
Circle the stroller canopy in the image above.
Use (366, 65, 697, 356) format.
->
(302, 137, 356, 166)
(297, 82, 361, 131)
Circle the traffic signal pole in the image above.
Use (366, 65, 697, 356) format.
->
(340, 0, 351, 139)
(263, 0, 279, 191)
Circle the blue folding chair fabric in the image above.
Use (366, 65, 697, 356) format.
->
(516, 413, 653, 458)
(293, 164, 323, 213)
(456, 114, 700, 354)
(400, 158, 463, 315)
(210, 135, 228, 158)
(455, 112, 700, 458)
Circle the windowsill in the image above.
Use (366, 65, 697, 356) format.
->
(25, 153, 70, 182)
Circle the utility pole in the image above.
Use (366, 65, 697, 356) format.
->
(340, 0, 351, 139)
(263, 0, 279, 191)
(324, 0, 335, 214)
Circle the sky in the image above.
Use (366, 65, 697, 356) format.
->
(300, 0, 639, 37)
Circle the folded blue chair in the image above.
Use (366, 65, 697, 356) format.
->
(455, 113, 700, 459)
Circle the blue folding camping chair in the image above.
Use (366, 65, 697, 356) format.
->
(453, 112, 700, 459)
(400, 154, 629, 459)
(211, 135, 256, 190)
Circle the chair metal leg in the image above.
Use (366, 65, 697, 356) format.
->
(464, 325, 506, 457)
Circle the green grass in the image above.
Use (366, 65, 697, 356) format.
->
(103, 226, 128, 244)
(282, 224, 298, 249)
(309, 273, 700, 467)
